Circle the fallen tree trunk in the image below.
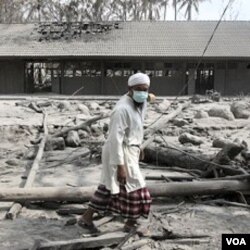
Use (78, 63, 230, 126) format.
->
(202, 141, 246, 177)
(0, 180, 249, 202)
(144, 146, 213, 171)
(6, 112, 48, 219)
(144, 146, 245, 176)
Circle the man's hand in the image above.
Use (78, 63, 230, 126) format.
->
(117, 165, 127, 184)
(147, 93, 156, 103)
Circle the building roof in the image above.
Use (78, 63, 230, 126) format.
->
(0, 21, 250, 59)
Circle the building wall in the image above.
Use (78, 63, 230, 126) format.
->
(214, 62, 250, 95)
(225, 62, 250, 95)
(58, 60, 187, 96)
(0, 61, 25, 94)
(61, 77, 102, 95)
(103, 77, 128, 95)
(214, 69, 226, 94)
(3, 59, 249, 96)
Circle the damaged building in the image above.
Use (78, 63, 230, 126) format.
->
(0, 21, 250, 96)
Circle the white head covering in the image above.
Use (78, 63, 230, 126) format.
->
(128, 73, 150, 87)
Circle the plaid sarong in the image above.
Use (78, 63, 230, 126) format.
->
(89, 184, 152, 219)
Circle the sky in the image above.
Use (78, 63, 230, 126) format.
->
(167, 0, 250, 21)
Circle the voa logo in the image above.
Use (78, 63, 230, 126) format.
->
(226, 238, 247, 246)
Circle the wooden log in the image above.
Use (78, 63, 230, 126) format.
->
(145, 175, 195, 181)
(144, 101, 190, 136)
(202, 141, 246, 177)
(202, 199, 250, 209)
(56, 204, 87, 215)
(6, 112, 48, 220)
(5, 203, 22, 220)
(52, 114, 109, 138)
(164, 239, 210, 245)
(211, 174, 250, 181)
(144, 146, 245, 176)
(0, 180, 250, 202)
(144, 146, 213, 171)
(140, 165, 202, 176)
(148, 181, 250, 197)
(37, 231, 127, 250)
(25, 112, 48, 188)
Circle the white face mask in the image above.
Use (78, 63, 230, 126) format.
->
(132, 90, 148, 103)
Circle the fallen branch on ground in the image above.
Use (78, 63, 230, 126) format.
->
(5, 111, 48, 220)
(37, 231, 127, 250)
(0, 180, 250, 202)
(202, 199, 250, 209)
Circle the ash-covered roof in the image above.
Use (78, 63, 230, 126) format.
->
(0, 21, 250, 59)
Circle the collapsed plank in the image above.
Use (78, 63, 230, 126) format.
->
(0, 180, 250, 202)
(38, 231, 127, 250)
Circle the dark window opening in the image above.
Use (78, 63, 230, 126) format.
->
(195, 64, 214, 94)
(25, 62, 60, 93)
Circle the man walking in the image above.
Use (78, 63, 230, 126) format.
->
(79, 73, 153, 233)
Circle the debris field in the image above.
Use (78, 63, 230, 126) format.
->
(0, 95, 250, 250)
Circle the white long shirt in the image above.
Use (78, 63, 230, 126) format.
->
(100, 94, 146, 194)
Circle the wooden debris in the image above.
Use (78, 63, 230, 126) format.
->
(144, 101, 190, 136)
(145, 175, 195, 181)
(144, 145, 246, 176)
(28, 102, 43, 113)
(202, 141, 246, 177)
(51, 113, 109, 138)
(6, 112, 48, 219)
(115, 228, 137, 250)
(57, 204, 87, 215)
(46, 148, 90, 168)
(202, 199, 250, 209)
(164, 238, 210, 245)
(45, 137, 65, 151)
(65, 131, 81, 147)
(37, 231, 127, 250)
(144, 146, 213, 172)
(120, 239, 149, 250)
(1, 180, 250, 202)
